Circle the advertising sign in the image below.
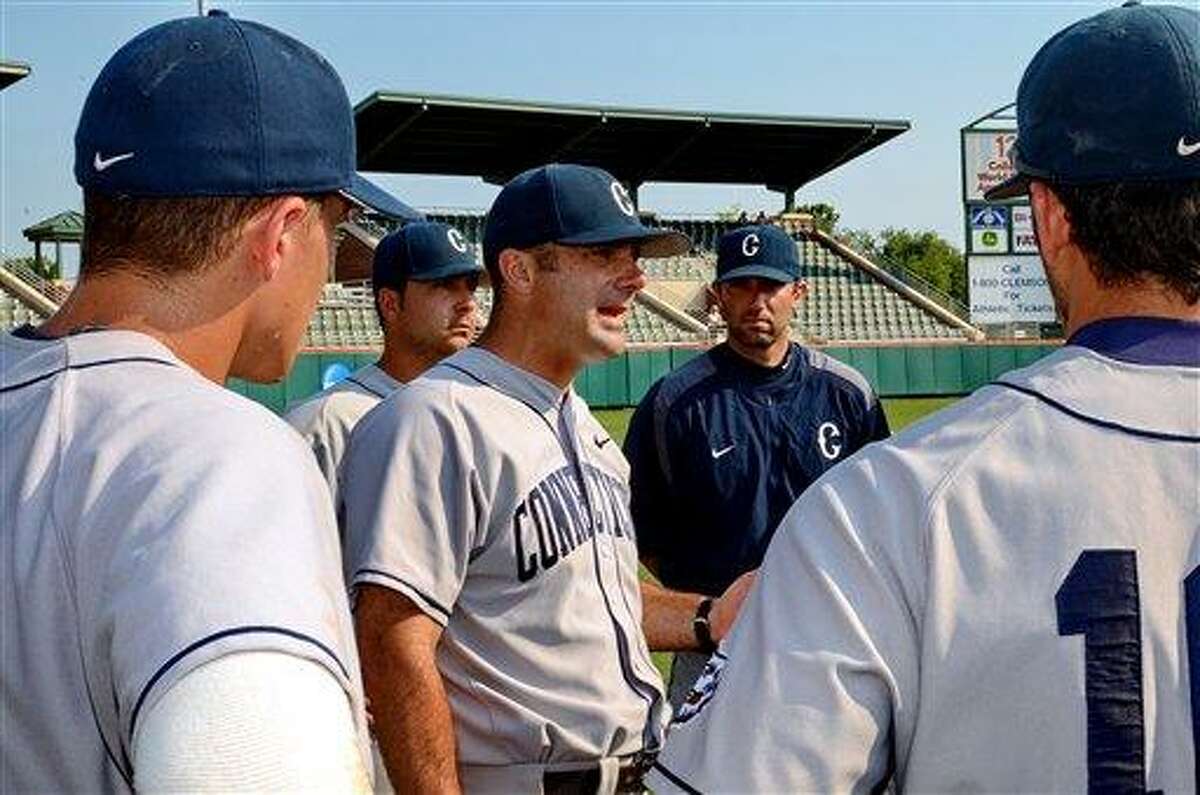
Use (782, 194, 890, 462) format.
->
(969, 255, 1057, 324)
(969, 205, 1009, 254)
(963, 130, 1017, 201)
(1011, 205, 1038, 254)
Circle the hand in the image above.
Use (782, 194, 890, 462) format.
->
(709, 569, 757, 641)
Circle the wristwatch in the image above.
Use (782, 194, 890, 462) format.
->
(692, 597, 717, 653)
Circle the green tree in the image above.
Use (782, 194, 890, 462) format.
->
(876, 228, 967, 305)
(837, 228, 879, 258)
(716, 205, 748, 223)
(793, 203, 840, 235)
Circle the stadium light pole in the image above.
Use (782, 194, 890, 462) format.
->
(197, 0, 206, 16)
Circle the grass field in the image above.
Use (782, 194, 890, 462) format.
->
(598, 395, 961, 682)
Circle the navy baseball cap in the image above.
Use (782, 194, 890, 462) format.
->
(373, 222, 483, 290)
(715, 225, 802, 284)
(482, 163, 690, 267)
(987, 2, 1200, 200)
(74, 10, 418, 220)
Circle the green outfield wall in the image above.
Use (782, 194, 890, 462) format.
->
(228, 342, 1061, 413)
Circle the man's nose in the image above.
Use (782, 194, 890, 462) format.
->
(619, 258, 647, 292)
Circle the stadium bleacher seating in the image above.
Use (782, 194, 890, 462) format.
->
(0, 209, 967, 353)
(639, 246, 964, 342)
(641, 256, 713, 281)
(302, 210, 970, 348)
(657, 217, 741, 253)
(302, 276, 703, 349)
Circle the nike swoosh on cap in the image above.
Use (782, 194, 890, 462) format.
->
(94, 151, 135, 171)
(1178, 137, 1200, 157)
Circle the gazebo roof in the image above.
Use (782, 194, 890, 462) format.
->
(24, 210, 83, 243)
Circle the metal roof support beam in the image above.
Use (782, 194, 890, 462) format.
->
(546, 116, 608, 163)
(360, 102, 429, 168)
(642, 119, 710, 183)
(819, 124, 880, 178)
(767, 184, 799, 212)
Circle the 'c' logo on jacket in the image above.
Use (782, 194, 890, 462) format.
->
(817, 421, 843, 460)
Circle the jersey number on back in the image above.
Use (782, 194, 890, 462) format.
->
(1055, 550, 1198, 794)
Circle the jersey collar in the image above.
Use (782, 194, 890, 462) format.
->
(1067, 316, 1200, 368)
(712, 341, 797, 385)
(446, 346, 568, 413)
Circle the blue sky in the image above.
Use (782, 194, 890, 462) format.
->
(2, 0, 1112, 273)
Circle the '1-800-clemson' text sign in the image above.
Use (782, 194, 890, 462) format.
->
(969, 255, 1056, 324)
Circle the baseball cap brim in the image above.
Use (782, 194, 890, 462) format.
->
(557, 225, 691, 258)
(715, 264, 798, 285)
(410, 259, 484, 282)
(984, 172, 1032, 201)
(342, 174, 424, 221)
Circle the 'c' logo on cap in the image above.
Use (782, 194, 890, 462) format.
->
(741, 233, 761, 258)
(611, 181, 636, 217)
(447, 228, 468, 253)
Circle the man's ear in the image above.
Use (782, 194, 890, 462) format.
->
(377, 286, 403, 322)
(710, 283, 731, 316)
(792, 280, 808, 301)
(241, 196, 313, 282)
(1029, 181, 1071, 261)
(497, 249, 535, 297)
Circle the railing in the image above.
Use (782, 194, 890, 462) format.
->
(811, 230, 983, 341)
(828, 236, 971, 321)
(0, 259, 69, 314)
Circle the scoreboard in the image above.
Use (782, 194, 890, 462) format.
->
(960, 112, 1056, 325)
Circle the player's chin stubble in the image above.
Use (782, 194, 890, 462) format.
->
(730, 321, 778, 350)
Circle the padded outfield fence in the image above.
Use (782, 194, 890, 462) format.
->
(229, 340, 1061, 414)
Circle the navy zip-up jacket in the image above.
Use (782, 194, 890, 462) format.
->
(625, 342, 890, 595)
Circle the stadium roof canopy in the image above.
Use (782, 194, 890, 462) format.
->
(1, 60, 31, 91)
(355, 91, 910, 205)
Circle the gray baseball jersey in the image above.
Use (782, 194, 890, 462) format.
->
(285, 362, 402, 513)
(343, 346, 667, 776)
(651, 323, 1199, 793)
(0, 328, 370, 792)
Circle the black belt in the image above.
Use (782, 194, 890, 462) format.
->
(542, 752, 656, 795)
